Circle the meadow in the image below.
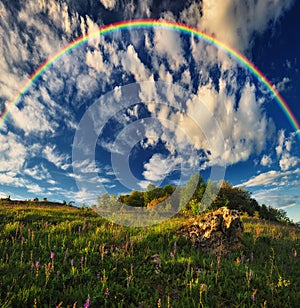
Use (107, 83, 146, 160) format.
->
(0, 204, 299, 307)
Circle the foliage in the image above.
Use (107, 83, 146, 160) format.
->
(117, 184, 176, 208)
(0, 205, 299, 307)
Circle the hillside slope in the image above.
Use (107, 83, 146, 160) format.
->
(0, 205, 299, 307)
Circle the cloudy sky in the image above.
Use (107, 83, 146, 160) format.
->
(0, 0, 300, 221)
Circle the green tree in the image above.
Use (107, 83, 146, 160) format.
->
(118, 190, 144, 207)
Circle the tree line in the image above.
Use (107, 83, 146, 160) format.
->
(95, 173, 294, 224)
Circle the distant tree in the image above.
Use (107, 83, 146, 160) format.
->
(43, 197, 48, 202)
(97, 193, 117, 210)
(68, 201, 75, 206)
(118, 190, 144, 207)
(33, 197, 39, 202)
(6, 195, 11, 201)
(62, 200, 67, 206)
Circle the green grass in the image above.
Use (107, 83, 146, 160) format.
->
(0, 205, 299, 307)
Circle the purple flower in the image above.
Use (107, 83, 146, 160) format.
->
(81, 256, 85, 264)
(78, 226, 82, 234)
(250, 252, 254, 261)
(174, 242, 177, 250)
(241, 254, 245, 263)
(50, 252, 55, 259)
(71, 259, 75, 267)
(251, 293, 256, 301)
(84, 298, 91, 308)
(35, 261, 40, 268)
(249, 269, 253, 279)
(97, 273, 101, 279)
(246, 259, 250, 265)
(170, 251, 174, 258)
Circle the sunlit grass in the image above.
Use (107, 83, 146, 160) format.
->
(0, 205, 299, 307)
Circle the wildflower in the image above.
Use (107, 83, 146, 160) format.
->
(174, 242, 177, 251)
(200, 283, 207, 292)
(80, 256, 85, 265)
(35, 261, 40, 268)
(78, 226, 82, 234)
(246, 258, 250, 265)
(249, 269, 253, 280)
(277, 276, 291, 287)
(241, 254, 245, 263)
(250, 252, 254, 261)
(170, 251, 174, 258)
(84, 298, 91, 308)
(251, 289, 257, 301)
(71, 259, 74, 267)
(97, 272, 101, 279)
(105, 287, 110, 297)
(50, 252, 55, 259)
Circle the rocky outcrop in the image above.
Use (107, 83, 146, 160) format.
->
(178, 207, 244, 255)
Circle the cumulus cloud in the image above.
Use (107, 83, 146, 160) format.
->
(279, 151, 299, 171)
(180, 0, 296, 52)
(99, 0, 117, 11)
(143, 154, 181, 183)
(260, 154, 272, 167)
(121, 44, 152, 82)
(151, 28, 186, 71)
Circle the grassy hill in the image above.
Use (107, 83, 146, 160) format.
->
(0, 204, 299, 307)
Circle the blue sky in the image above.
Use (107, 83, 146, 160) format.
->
(0, 0, 300, 222)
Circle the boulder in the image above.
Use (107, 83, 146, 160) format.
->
(178, 207, 244, 255)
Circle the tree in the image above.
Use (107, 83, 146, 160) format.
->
(211, 181, 255, 216)
(118, 190, 144, 207)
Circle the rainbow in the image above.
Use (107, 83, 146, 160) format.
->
(1, 19, 299, 135)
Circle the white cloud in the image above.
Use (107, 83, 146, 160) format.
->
(186, 0, 296, 52)
(260, 154, 272, 167)
(43, 145, 70, 170)
(72, 159, 101, 174)
(99, 0, 117, 10)
(253, 187, 300, 217)
(9, 96, 57, 136)
(24, 164, 51, 181)
(0, 132, 27, 173)
(240, 168, 300, 187)
(143, 154, 181, 183)
(275, 77, 291, 92)
(276, 129, 285, 157)
(27, 183, 43, 194)
(279, 151, 299, 171)
(121, 44, 151, 82)
(152, 28, 186, 71)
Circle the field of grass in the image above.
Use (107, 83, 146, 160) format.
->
(0, 205, 299, 307)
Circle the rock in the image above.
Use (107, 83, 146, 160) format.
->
(178, 207, 244, 255)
